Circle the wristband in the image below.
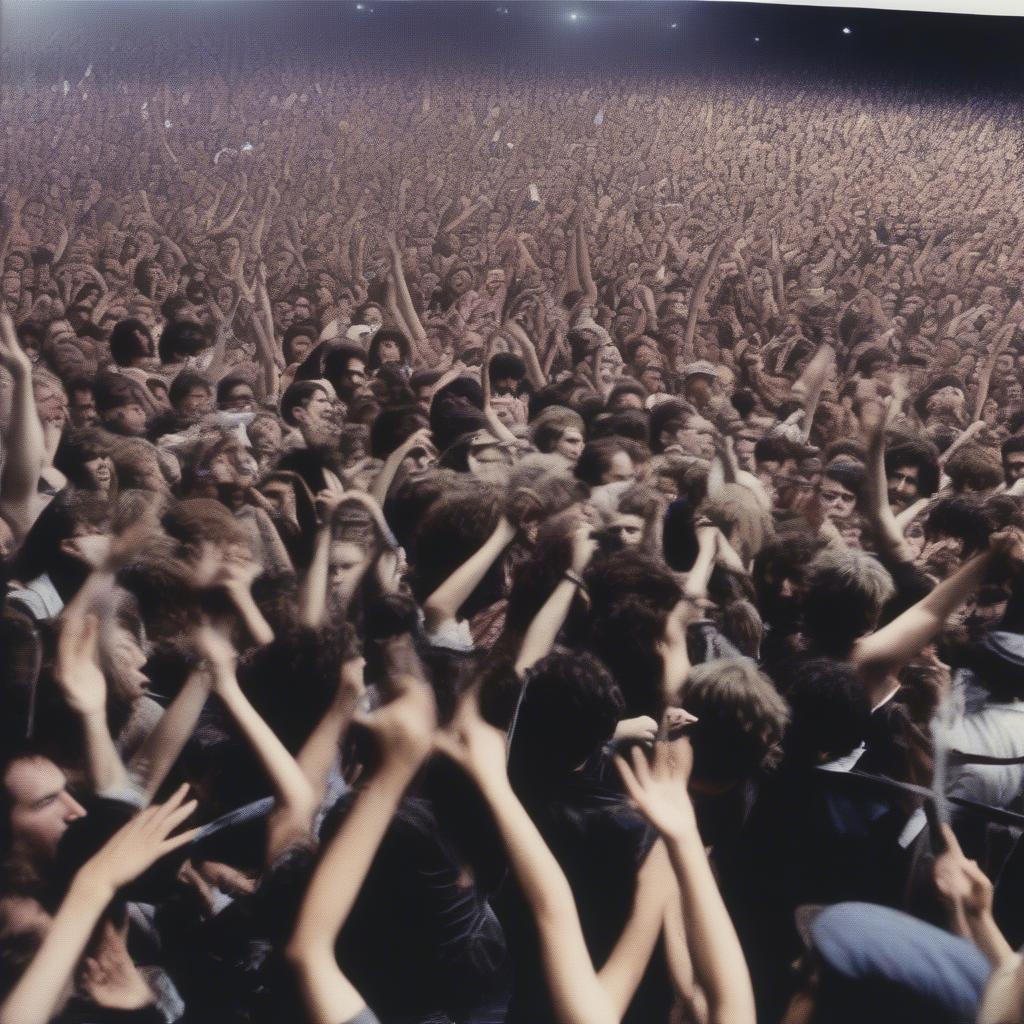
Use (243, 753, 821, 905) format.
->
(563, 570, 588, 593)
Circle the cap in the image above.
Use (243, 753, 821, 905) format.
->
(682, 360, 720, 381)
(808, 902, 990, 1024)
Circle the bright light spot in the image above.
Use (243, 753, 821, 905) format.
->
(754, 35, 760, 42)
(569, 11, 579, 21)
(355, 3, 364, 9)
(241, 142, 254, 152)
(670, 22, 678, 29)
(164, 119, 172, 129)
(842, 26, 852, 34)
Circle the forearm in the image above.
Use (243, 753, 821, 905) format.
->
(476, 771, 616, 1024)
(299, 530, 332, 629)
(296, 688, 360, 810)
(130, 669, 213, 802)
(423, 520, 515, 630)
(968, 911, 1017, 968)
(664, 832, 755, 1024)
(79, 710, 129, 796)
(0, 874, 111, 1024)
(226, 584, 275, 646)
(0, 365, 46, 541)
(515, 578, 577, 677)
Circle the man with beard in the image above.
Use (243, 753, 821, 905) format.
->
(885, 438, 940, 514)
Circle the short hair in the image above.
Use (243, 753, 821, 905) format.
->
(885, 438, 941, 497)
(802, 548, 896, 657)
(589, 409, 651, 444)
(754, 435, 796, 465)
(280, 381, 328, 427)
(649, 399, 697, 455)
(945, 444, 1003, 493)
(94, 374, 145, 414)
(322, 343, 367, 391)
(509, 653, 624, 782)
(574, 437, 647, 487)
(1001, 433, 1024, 463)
(607, 379, 647, 409)
(108, 318, 153, 367)
(161, 498, 248, 550)
(215, 373, 253, 406)
(530, 406, 584, 454)
(169, 371, 212, 409)
(157, 319, 211, 364)
(782, 658, 871, 767)
(487, 352, 525, 385)
(731, 388, 757, 419)
(925, 495, 992, 555)
(369, 405, 428, 460)
(821, 460, 866, 501)
(678, 658, 789, 784)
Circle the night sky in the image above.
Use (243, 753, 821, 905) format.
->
(3, 1, 1023, 94)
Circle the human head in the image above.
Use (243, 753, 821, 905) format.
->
(944, 444, 1003, 497)
(1001, 434, 1024, 487)
(802, 548, 896, 657)
(885, 438, 940, 512)
(216, 373, 257, 412)
(94, 376, 148, 437)
(281, 381, 343, 446)
(574, 437, 645, 488)
(108, 318, 157, 369)
(677, 658, 789, 790)
(0, 752, 86, 865)
(323, 344, 370, 406)
(169, 371, 214, 419)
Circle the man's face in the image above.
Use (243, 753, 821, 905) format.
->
(887, 463, 921, 511)
(1005, 452, 1024, 486)
(493, 376, 519, 398)
(275, 302, 294, 331)
(104, 402, 148, 436)
(556, 427, 584, 463)
(293, 297, 313, 321)
(221, 383, 256, 412)
(5, 757, 86, 863)
(602, 450, 636, 485)
(639, 368, 665, 394)
(180, 387, 212, 419)
(68, 388, 99, 428)
(608, 513, 645, 548)
(339, 358, 370, 401)
(684, 375, 714, 407)
(817, 478, 857, 522)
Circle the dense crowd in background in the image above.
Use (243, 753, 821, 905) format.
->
(3, 14, 1024, 1024)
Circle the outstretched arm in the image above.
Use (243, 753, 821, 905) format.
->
(286, 678, 435, 1024)
(0, 312, 46, 542)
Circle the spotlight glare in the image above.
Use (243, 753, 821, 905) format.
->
(842, 26, 852, 34)
(754, 36, 760, 42)
(670, 22, 678, 29)
(569, 11, 579, 21)
(355, 3, 364, 9)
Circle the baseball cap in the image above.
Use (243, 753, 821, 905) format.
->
(682, 360, 720, 381)
(808, 902, 991, 1024)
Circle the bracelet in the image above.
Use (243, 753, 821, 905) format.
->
(563, 570, 588, 593)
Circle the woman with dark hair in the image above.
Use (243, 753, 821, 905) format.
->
(366, 328, 412, 376)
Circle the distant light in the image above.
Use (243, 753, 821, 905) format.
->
(842, 26, 852, 34)
(754, 35, 760, 42)
(164, 119, 172, 129)
(569, 11, 579, 21)
(355, 3, 364, 9)
(670, 22, 678, 29)
(241, 142, 254, 152)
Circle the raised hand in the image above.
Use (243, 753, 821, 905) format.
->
(79, 922, 154, 1012)
(54, 610, 108, 718)
(933, 824, 994, 921)
(356, 676, 436, 772)
(434, 686, 507, 783)
(76, 785, 199, 897)
(0, 312, 31, 375)
(615, 729, 699, 841)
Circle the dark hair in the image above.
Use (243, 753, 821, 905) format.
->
(280, 381, 328, 427)
(169, 371, 212, 410)
(607, 379, 647, 409)
(574, 437, 647, 487)
(367, 329, 411, 371)
(53, 428, 110, 488)
(754, 435, 797, 465)
(925, 496, 992, 555)
(322, 344, 367, 396)
(589, 409, 651, 445)
(1002, 433, 1024, 463)
(487, 352, 525, 386)
(108, 319, 153, 367)
(369, 406, 428, 460)
(945, 444, 1003, 494)
(282, 322, 319, 366)
(15, 488, 110, 584)
(649, 399, 697, 455)
(93, 374, 145, 415)
(509, 653, 624, 784)
(158, 319, 211, 364)
(731, 388, 757, 419)
(216, 373, 253, 407)
(781, 658, 870, 767)
(885, 438, 941, 498)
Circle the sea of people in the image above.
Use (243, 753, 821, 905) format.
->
(3, 19, 1024, 1024)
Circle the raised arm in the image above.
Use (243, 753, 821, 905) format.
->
(286, 677, 435, 1024)
(682, 230, 730, 362)
(422, 515, 517, 634)
(197, 625, 316, 865)
(617, 736, 755, 1024)
(0, 312, 47, 542)
(514, 525, 597, 677)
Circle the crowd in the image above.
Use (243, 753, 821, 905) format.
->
(3, 16, 1024, 1024)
